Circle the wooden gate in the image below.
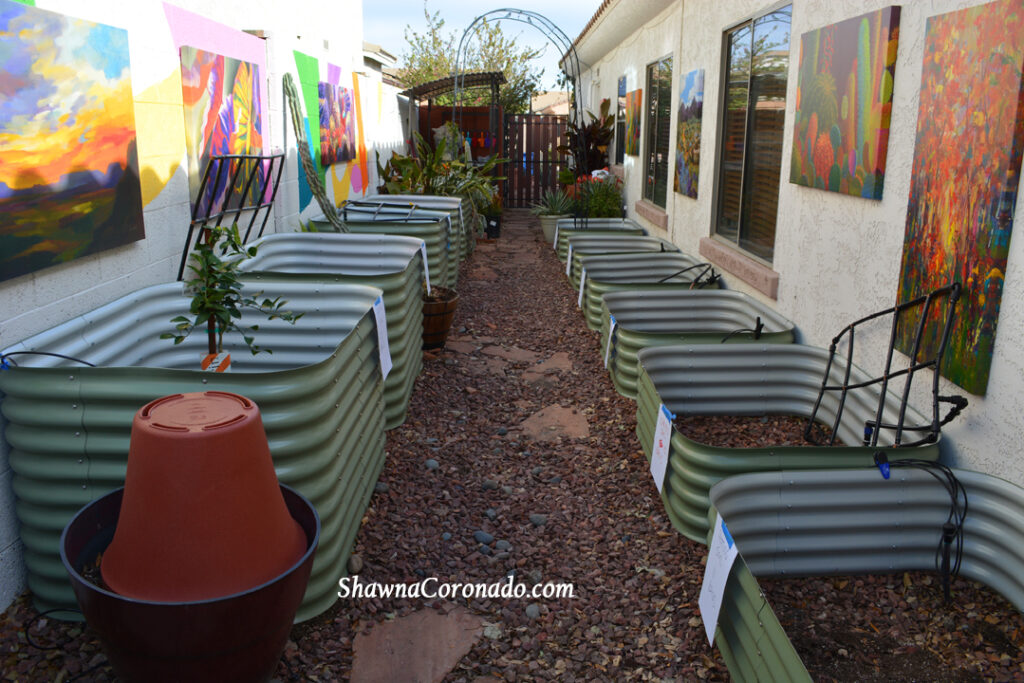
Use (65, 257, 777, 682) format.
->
(503, 114, 567, 208)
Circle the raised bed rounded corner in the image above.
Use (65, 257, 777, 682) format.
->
(705, 468, 1024, 682)
(600, 289, 795, 398)
(239, 232, 426, 430)
(554, 218, 647, 262)
(0, 281, 387, 622)
(634, 344, 942, 543)
(363, 193, 475, 259)
(564, 235, 681, 291)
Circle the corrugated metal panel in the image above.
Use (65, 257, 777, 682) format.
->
(598, 290, 795, 398)
(363, 193, 476, 258)
(634, 344, 941, 542)
(347, 199, 464, 271)
(0, 282, 386, 622)
(580, 253, 722, 330)
(554, 219, 647, 262)
(566, 235, 680, 290)
(239, 232, 425, 430)
(706, 468, 1024, 681)
(326, 215, 454, 290)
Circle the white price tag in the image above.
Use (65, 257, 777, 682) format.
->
(553, 223, 560, 249)
(577, 267, 587, 308)
(699, 515, 740, 646)
(604, 314, 617, 368)
(565, 245, 574, 276)
(372, 295, 392, 380)
(650, 404, 674, 492)
(419, 241, 431, 294)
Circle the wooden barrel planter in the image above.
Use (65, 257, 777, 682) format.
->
(422, 287, 459, 350)
(706, 468, 1024, 682)
(635, 344, 942, 543)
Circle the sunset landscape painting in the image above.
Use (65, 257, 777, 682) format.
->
(0, 0, 144, 283)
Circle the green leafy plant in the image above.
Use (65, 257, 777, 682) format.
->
(558, 98, 615, 178)
(529, 188, 574, 216)
(163, 224, 302, 355)
(571, 176, 623, 218)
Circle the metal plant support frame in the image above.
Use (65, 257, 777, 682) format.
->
(451, 8, 591, 223)
(806, 282, 968, 448)
(177, 152, 285, 281)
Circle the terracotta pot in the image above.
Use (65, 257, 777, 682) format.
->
(61, 485, 318, 683)
(101, 391, 306, 602)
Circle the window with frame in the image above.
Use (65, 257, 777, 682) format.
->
(714, 5, 791, 262)
(643, 56, 673, 208)
(615, 76, 626, 165)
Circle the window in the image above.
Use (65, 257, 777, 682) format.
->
(714, 5, 791, 262)
(615, 76, 626, 165)
(643, 56, 673, 208)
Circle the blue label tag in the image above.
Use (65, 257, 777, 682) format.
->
(721, 519, 734, 549)
(660, 404, 676, 422)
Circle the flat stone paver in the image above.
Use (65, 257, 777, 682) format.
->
(480, 345, 540, 363)
(350, 607, 484, 683)
(518, 404, 590, 441)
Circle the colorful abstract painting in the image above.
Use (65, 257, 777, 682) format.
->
(896, 0, 1024, 395)
(789, 7, 900, 199)
(0, 0, 144, 283)
(624, 89, 642, 156)
(318, 82, 356, 165)
(179, 46, 263, 216)
(675, 69, 704, 198)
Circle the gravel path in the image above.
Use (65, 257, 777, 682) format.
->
(1, 210, 1021, 681)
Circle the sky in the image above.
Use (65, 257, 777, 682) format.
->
(362, 0, 602, 90)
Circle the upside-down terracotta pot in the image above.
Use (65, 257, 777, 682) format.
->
(60, 391, 318, 682)
(101, 391, 306, 601)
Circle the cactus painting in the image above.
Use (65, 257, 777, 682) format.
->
(789, 7, 900, 199)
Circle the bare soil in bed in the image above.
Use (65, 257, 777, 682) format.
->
(0, 211, 1020, 682)
(674, 413, 837, 447)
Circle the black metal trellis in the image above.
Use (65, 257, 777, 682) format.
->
(451, 8, 591, 222)
(806, 282, 968, 449)
(176, 153, 285, 281)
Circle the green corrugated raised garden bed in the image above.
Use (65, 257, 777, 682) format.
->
(599, 289, 795, 398)
(0, 281, 386, 622)
(565, 234, 679, 291)
(554, 217, 646, 262)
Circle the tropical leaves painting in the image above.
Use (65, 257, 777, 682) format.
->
(180, 46, 264, 216)
(624, 89, 642, 156)
(318, 81, 357, 166)
(789, 7, 900, 199)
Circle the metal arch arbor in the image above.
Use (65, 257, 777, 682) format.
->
(452, 8, 590, 219)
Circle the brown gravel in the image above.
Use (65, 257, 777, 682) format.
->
(0, 210, 1021, 682)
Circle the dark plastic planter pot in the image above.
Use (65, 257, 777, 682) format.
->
(60, 484, 319, 682)
(484, 214, 501, 238)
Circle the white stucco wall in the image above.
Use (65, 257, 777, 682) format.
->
(0, 0, 403, 612)
(578, 0, 1024, 487)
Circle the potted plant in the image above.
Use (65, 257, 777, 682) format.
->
(60, 391, 320, 682)
(482, 193, 503, 239)
(162, 224, 302, 369)
(571, 174, 624, 218)
(530, 188, 574, 243)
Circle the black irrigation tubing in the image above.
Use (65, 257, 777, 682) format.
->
(0, 351, 95, 368)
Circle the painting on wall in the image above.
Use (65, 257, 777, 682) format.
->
(624, 89, 642, 156)
(179, 46, 264, 216)
(675, 69, 704, 199)
(896, 0, 1024, 395)
(789, 7, 900, 199)
(318, 81, 357, 165)
(0, 0, 144, 283)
